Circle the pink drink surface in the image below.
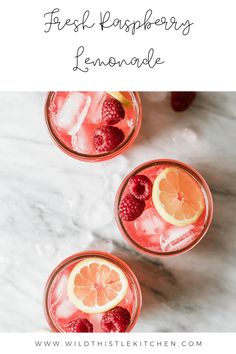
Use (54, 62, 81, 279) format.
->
(47, 92, 137, 156)
(47, 258, 136, 332)
(120, 163, 209, 255)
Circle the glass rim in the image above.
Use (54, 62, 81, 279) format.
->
(44, 92, 142, 162)
(115, 159, 214, 257)
(43, 251, 142, 332)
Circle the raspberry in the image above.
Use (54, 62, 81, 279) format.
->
(128, 174, 152, 201)
(119, 194, 145, 221)
(93, 125, 125, 153)
(101, 306, 131, 333)
(171, 92, 196, 112)
(68, 318, 93, 333)
(102, 98, 125, 125)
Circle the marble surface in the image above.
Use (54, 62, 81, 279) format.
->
(0, 92, 236, 332)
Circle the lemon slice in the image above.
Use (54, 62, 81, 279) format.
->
(152, 167, 205, 227)
(106, 92, 131, 107)
(67, 257, 128, 314)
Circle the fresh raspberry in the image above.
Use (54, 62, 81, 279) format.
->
(102, 98, 125, 125)
(93, 125, 125, 153)
(171, 92, 196, 112)
(119, 194, 145, 221)
(68, 318, 93, 333)
(128, 174, 153, 201)
(101, 306, 131, 333)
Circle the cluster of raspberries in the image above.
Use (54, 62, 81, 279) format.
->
(119, 175, 153, 221)
(67, 306, 131, 333)
(93, 97, 126, 153)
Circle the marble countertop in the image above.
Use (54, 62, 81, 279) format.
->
(0, 92, 236, 332)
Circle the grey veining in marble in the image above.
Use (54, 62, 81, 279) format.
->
(0, 92, 236, 332)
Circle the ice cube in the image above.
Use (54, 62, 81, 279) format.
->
(55, 274, 68, 298)
(55, 300, 77, 319)
(160, 225, 203, 252)
(86, 92, 105, 124)
(55, 92, 91, 135)
(143, 234, 163, 252)
(71, 125, 93, 154)
(134, 207, 165, 235)
(87, 313, 103, 332)
(120, 287, 134, 307)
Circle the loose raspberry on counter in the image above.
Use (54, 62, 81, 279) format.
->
(68, 318, 93, 333)
(101, 306, 131, 332)
(128, 174, 153, 201)
(93, 125, 125, 153)
(102, 97, 125, 125)
(119, 194, 145, 221)
(171, 92, 196, 112)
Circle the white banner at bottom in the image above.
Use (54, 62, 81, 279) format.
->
(0, 333, 235, 354)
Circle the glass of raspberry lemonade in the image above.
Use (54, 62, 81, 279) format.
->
(115, 159, 213, 257)
(44, 251, 142, 333)
(45, 92, 142, 162)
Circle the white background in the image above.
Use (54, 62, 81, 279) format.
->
(0, 333, 235, 354)
(0, 0, 236, 90)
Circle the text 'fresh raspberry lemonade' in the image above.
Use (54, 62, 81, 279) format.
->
(115, 159, 213, 257)
(44, 252, 142, 332)
(45, 92, 142, 162)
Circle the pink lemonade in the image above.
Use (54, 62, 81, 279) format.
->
(45, 92, 142, 162)
(44, 252, 142, 332)
(115, 159, 213, 257)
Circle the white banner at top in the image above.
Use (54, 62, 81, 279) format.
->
(0, 0, 235, 90)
